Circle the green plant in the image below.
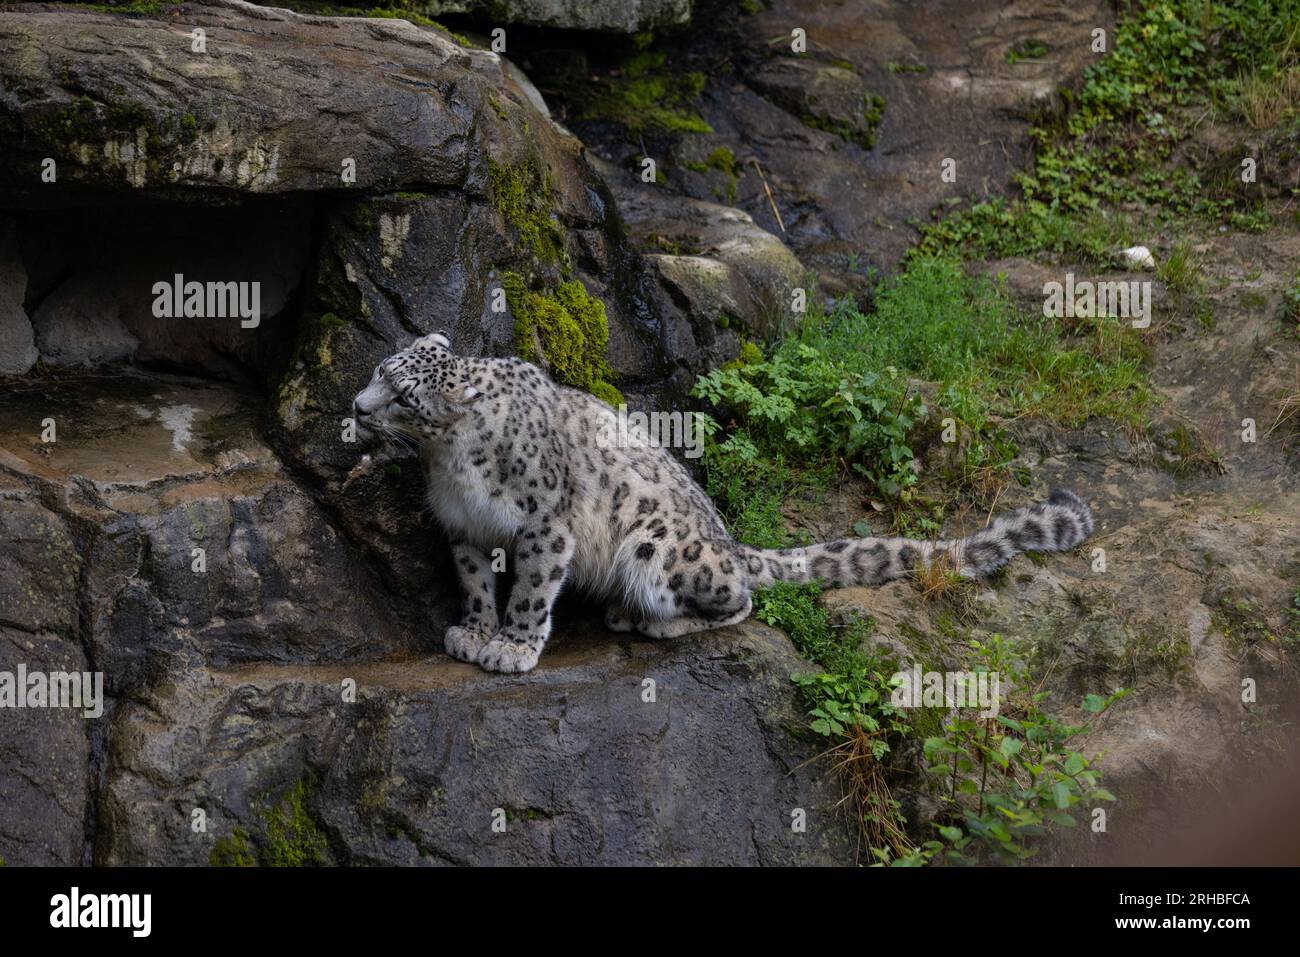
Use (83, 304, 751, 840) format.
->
(695, 257, 1148, 512)
(917, 0, 1300, 259)
(1283, 270, 1300, 326)
(792, 649, 917, 858)
(892, 635, 1127, 865)
(1158, 238, 1203, 300)
(695, 343, 925, 499)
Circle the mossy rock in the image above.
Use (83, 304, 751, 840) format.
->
(576, 50, 712, 140)
(685, 146, 741, 203)
(503, 272, 623, 406)
(260, 780, 331, 867)
(488, 157, 566, 264)
(208, 780, 332, 866)
(209, 827, 256, 867)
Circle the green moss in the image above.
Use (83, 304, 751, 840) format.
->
(208, 781, 331, 867)
(580, 51, 713, 139)
(275, 310, 350, 428)
(19, 93, 205, 174)
(1129, 624, 1194, 680)
(258, 2, 477, 44)
(589, 381, 625, 408)
(1151, 422, 1224, 477)
(65, 1, 175, 13)
(209, 827, 256, 867)
(503, 272, 623, 405)
(802, 92, 885, 149)
(103, 100, 152, 129)
(358, 6, 438, 26)
(1006, 39, 1050, 64)
(358, 6, 477, 44)
(645, 232, 683, 255)
(261, 780, 330, 867)
(488, 158, 566, 264)
(722, 340, 764, 371)
(685, 146, 740, 203)
(350, 201, 378, 233)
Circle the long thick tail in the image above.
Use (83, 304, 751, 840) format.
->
(736, 489, 1094, 589)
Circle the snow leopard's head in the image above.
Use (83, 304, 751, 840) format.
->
(352, 332, 479, 444)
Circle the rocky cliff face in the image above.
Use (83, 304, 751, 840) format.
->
(0, 0, 853, 866)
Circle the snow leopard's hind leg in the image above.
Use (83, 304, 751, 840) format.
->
(477, 522, 576, 673)
(443, 542, 499, 663)
(621, 537, 754, 639)
(635, 594, 754, 638)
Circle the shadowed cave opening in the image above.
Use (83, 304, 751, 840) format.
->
(3, 195, 319, 388)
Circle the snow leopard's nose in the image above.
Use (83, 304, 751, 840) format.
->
(352, 382, 387, 417)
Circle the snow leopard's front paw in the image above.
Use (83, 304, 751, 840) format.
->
(477, 634, 541, 673)
(444, 625, 493, 663)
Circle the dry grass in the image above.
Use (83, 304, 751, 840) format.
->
(823, 723, 914, 863)
(1267, 371, 1300, 442)
(1233, 66, 1300, 129)
(914, 546, 984, 624)
(916, 547, 963, 600)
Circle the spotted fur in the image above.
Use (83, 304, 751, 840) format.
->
(353, 334, 1094, 673)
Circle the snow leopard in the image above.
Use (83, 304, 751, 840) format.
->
(351, 333, 1095, 673)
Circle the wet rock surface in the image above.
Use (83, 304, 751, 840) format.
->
(538, 0, 1113, 291)
(0, 370, 855, 866)
(102, 621, 851, 866)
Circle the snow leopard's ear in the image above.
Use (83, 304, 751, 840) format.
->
(412, 331, 451, 351)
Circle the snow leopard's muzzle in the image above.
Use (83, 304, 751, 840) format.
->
(351, 380, 389, 443)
